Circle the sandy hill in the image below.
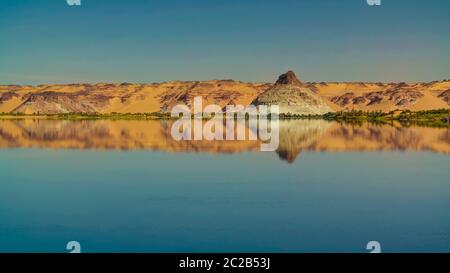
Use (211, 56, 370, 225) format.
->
(252, 71, 333, 115)
(0, 72, 449, 114)
(307, 81, 450, 112)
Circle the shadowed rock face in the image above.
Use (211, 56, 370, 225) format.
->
(0, 74, 449, 114)
(0, 92, 18, 103)
(12, 91, 112, 114)
(331, 88, 424, 108)
(439, 89, 450, 105)
(275, 71, 302, 86)
(252, 71, 333, 115)
(331, 92, 357, 107)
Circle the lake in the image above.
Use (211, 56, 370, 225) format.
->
(0, 119, 449, 253)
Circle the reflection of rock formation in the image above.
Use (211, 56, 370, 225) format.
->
(0, 120, 449, 163)
(0, 119, 262, 153)
(311, 123, 450, 153)
(440, 130, 450, 145)
(276, 120, 332, 163)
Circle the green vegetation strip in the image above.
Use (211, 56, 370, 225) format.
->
(1, 109, 449, 127)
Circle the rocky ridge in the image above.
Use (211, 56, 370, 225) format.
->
(0, 72, 449, 114)
(251, 71, 333, 115)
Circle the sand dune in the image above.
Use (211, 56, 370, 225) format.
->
(1, 72, 449, 114)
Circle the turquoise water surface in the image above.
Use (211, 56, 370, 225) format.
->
(0, 149, 449, 253)
(0, 120, 449, 253)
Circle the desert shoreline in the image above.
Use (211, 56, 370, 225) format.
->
(0, 109, 448, 127)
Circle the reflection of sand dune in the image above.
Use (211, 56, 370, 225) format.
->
(313, 123, 450, 154)
(0, 119, 262, 153)
(0, 120, 448, 163)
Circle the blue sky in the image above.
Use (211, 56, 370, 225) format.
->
(0, 0, 449, 84)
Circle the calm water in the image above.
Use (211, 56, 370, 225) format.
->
(0, 119, 449, 253)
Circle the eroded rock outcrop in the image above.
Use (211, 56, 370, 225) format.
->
(439, 89, 450, 105)
(252, 71, 333, 115)
(1, 75, 449, 114)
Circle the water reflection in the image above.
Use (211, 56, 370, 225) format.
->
(0, 119, 448, 163)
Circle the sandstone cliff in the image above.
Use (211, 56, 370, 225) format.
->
(0, 72, 449, 115)
(252, 71, 333, 115)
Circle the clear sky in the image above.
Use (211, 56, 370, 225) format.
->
(0, 0, 449, 84)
